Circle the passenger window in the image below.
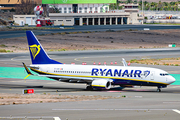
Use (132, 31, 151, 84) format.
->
(160, 73, 169, 76)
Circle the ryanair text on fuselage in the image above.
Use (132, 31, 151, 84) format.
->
(91, 68, 150, 77)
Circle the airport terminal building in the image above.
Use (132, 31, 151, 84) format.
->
(13, 0, 143, 26)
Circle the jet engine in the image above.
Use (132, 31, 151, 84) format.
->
(91, 79, 111, 90)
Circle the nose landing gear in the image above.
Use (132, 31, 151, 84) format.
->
(157, 85, 167, 92)
(157, 88, 161, 92)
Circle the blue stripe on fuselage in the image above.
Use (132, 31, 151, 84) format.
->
(112, 79, 166, 86)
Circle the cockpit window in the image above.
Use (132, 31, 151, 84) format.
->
(160, 73, 169, 76)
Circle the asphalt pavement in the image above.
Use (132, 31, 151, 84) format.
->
(1, 25, 180, 119)
(1, 24, 180, 39)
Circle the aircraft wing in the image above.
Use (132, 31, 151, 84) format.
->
(39, 74, 94, 83)
(23, 63, 111, 84)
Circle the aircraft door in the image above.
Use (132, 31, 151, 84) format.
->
(46, 67, 50, 72)
(151, 71, 154, 80)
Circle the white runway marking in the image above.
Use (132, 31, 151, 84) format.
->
(163, 102, 180, 104)
(0, 116, 56, 119)
(52, 108, 174, 111)
(173, 109, 180, 114)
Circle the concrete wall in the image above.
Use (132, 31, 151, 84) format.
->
(13, 15, 50, 26)
(13, 15, 36, 26)
(129, 12, 139, 24)
(51, 17, 74, 26)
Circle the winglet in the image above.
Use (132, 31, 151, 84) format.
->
(22, 62, 33, 79)
(122, 58, 127, 66)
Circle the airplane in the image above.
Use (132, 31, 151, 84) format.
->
(23, 31, 176, 92)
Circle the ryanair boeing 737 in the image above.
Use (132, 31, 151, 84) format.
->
(23, 31, 176, 92)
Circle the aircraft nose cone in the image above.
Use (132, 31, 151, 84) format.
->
(168, 76, 176, 84)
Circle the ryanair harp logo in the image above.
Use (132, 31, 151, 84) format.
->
(29, 44, 41, 59)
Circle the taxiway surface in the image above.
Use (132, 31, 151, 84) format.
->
(0, 78, 180, 120)
(1, 24, 180, 39)
(0, 49, 180, 120)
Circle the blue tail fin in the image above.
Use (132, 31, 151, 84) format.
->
(26, 31, 62, 64)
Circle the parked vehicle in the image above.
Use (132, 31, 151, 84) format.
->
(37, 20, 54, 26)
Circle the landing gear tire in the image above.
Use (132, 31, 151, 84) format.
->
(86, 86, 93, 91)
(157, 88, 161, 92)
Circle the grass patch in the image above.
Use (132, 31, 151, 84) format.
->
(6, 50, 12, 52)
(60, 32, 66, 35)
(83, 31, 92, 33)
(130, 59, 138, 63)
(0, 49, 12, 52)
(0, 49, 7, 52)
(69, 32, 78, 34)
(0, 44, 7, 47)
(65, 32, 70, 34)
(58, 48, 67, 51)
(129, 57, 180, 66)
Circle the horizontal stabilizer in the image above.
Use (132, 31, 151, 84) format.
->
(22, 62, 33, 79)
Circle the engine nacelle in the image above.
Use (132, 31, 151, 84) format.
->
(91, 79, 111, 90)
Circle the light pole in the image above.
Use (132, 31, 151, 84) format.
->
(142, 0, 143, 17)
(116, 0, 118, 10)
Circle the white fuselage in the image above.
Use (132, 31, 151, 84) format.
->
(30, 64, 175, 86)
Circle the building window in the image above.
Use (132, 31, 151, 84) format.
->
(59, 8, 62, 13)
(66, 20, 71, 21)
(105, 7, 108, 12)
(100, 7, 103, 12)
(90, 7, 92, 13)
(79, 7, 82, 13)
(58, 20, 63, 21)
(64, 7, 67, 13)
(133, 6, 138, 8)
(84, 7, 87, 13)
(95, 7, 97, 13)
(68, 7, 71, 13)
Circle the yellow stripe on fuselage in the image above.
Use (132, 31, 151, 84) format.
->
(30, 68, 169, 85)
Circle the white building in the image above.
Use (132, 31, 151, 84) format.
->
(13, 3, 143, 26)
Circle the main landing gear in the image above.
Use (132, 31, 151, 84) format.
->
(86, 85, 93, 91)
